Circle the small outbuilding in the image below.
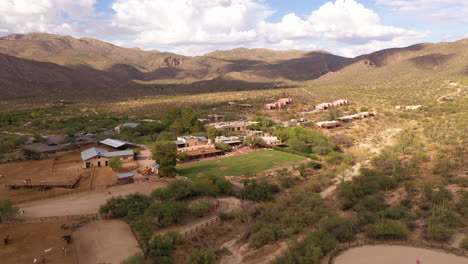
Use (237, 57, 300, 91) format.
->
(116, 173, 134, 184)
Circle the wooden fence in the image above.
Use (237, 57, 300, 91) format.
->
(12, 184, 110, 205)
(327, 239, 467, 263)
(180, 217, 221, 238)
(52, 168, 82, 174)
(1, 213, 109, 224)
(5, 180, 78, 189)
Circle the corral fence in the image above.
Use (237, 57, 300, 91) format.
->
(327, 239, 467, 263)
(12, 184, 110, 205)
(1, 213, 112, 224)
(180, 217, 221, 238)
(52, 168, 82, 174)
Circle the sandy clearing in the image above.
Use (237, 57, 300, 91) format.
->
(334, 245, 467, 264)
(73, 220, 141, 264)
(18, 182, 166, 218)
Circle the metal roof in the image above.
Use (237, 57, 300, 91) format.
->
(122, 122, 139, 128)
(99, 138, 129, 148)
(116, 173, 134, 179)
(104, 150, 134, 157)
(81, 147, 133, 161)
(151, 163, 160, 168)
(80, 147, 108, 161)
(173, 140, 185, 145)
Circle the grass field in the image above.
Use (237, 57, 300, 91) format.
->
(176, 150, 306, 180)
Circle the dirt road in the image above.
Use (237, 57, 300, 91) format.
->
(18, 182, 166, 218)
(74, 220, 141, 264)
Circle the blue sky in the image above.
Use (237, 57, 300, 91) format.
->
(1, 0, 467, 56)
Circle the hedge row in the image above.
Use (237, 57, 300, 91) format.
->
(272, 146, 319, 160)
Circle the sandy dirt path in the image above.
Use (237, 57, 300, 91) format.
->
(320, 128, 402, 199)
(18, 182, 166, 218)
(334, 245, 467, 264)
(73, 220, 142, 264)
(437, 86, 463, 103)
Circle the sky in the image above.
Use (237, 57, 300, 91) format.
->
(0, 0, 467, 57)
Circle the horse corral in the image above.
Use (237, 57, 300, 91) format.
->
(73, 220, 142, 264)
(0, 221, 76, 264)
(0, 151, 119, 203)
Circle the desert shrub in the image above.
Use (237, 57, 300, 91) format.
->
(148, 231, 183, 264)
(146, 201, 188, 227)
(0, 200, 19, 220)
(279, 176, 293, 189)
(287, 137, 311, 153)
(189, 249, 216, 264)
(323, 151, 343, 165)
(457, 191, 468, 218)
(427, 224, 454, 241)
(247, 190, 327, 247)
(273, 231, 337, 264)
(121, 253, 145, 264)
(461, 237, 468, 250)
(189, 198, 215, 217)
(308, 161, 323, 169)
(322, 216, 358, 242)
(241, 179, 279, 202)
(215, 142, 232, 153)
(218, 209, 247, 223)
(366, 219, 409, 240)
(312, 145, 335, 155)
(381, 207, 406, 220)
(423, 185, 453, 205)
(248, 223, 284, 248)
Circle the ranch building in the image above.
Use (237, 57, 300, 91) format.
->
(116, 172, 134, 184)
(81, 147, 134, 168)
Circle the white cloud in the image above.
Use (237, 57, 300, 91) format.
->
(0, 0, 428, 57)
(109, 0, 425, 55)
(0, 0, 96, 35)
(376, 0, 468, 22)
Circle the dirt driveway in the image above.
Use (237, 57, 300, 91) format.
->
(18, 182, 167, 218)
(73, 220, 142, 264)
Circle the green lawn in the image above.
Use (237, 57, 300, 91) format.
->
(176, 150, 306, 180)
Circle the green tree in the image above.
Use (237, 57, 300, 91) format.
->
(243, 136, 265, 148)
(207, 126, 222, 140)
(189, 198, 215, 217)
(215, 142, 232, 153)
(99, 196, 129, 217)
(21, 148, 41, 160)
(328, 108, 342, 121)
(0, 200, 19, 221)
(151, 188, 173, 202)
(109, 156, 122, 170)
(153, 141, 178, 177)
(121, 253, 145, 264)
(146, 201, 188, 227)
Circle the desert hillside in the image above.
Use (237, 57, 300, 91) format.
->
(0, 33, 467, 103)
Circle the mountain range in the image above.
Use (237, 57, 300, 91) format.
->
(0, 33, 467, 102)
